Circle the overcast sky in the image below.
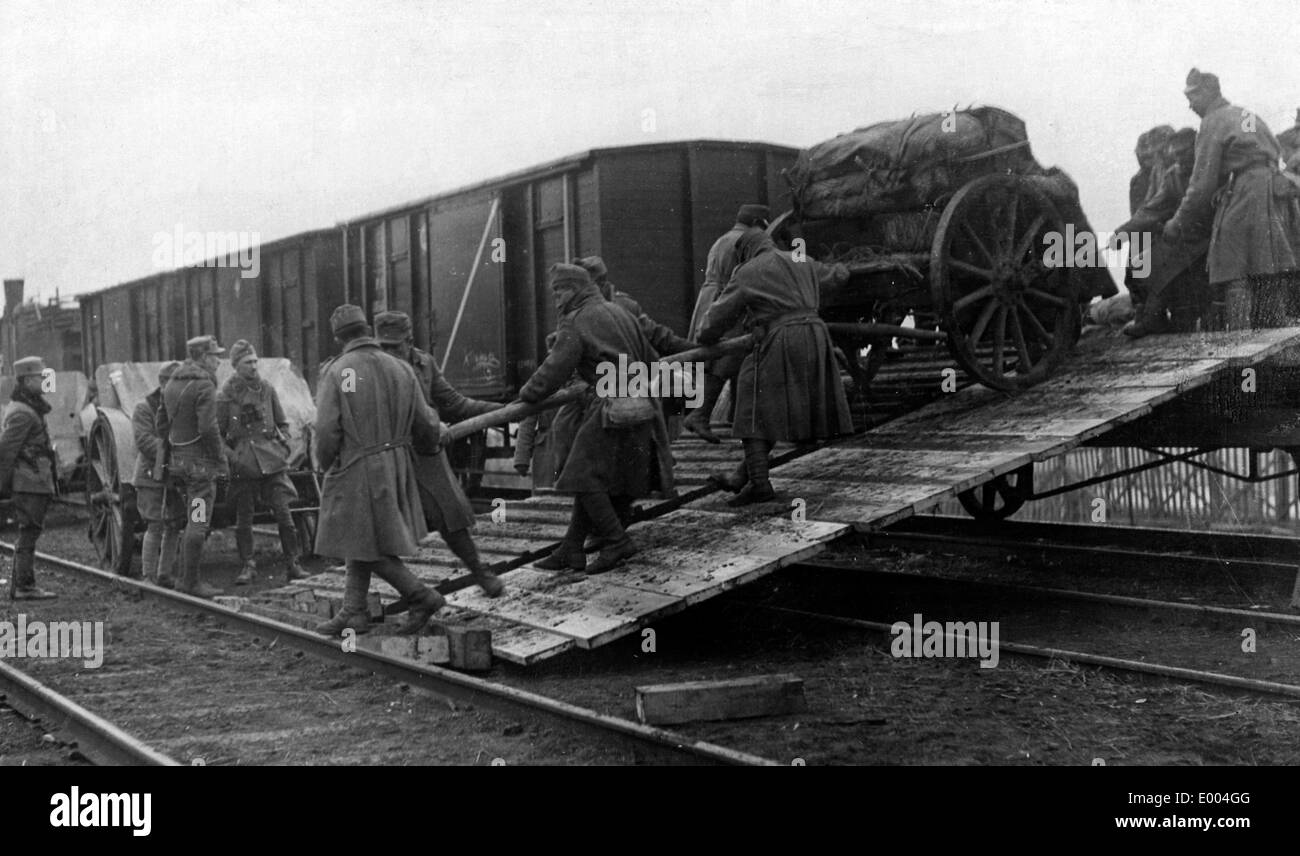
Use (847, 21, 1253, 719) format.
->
(2, 0, 1296, 303)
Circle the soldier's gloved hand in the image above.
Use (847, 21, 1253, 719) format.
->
(436, 423, 456, 450)
(1162, 220, 1181, 242)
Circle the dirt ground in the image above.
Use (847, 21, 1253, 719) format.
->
(5, 505, 1300, 765)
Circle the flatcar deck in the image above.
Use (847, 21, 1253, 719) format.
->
(264, 326, 1300, 664)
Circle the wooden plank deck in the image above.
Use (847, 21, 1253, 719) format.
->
(262, 326, 1300, 665)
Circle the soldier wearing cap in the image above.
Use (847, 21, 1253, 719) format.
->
(374, 310, 506, 597)
(313, 305, 447, 637)
(521, 264, 684, 575)
(217, 340, 308, 585)
(1, 356, 58, 599)
(133, 361, 184, 587)
(683, 204, 771, 443)
(157, 335, 228, 599)
(1163, 69, 1300, 329)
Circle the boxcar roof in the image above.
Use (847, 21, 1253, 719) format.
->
(338, 138, 802, 226)
(77, 227, 339, 301)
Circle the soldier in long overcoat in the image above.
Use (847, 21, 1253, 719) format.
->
(312, 305, 446, 636)
(1163, 69, 1300, 329)
(521, 264, 692, 575)
(683, 204, 770, 443)
(697, 229, 854, 505)
(375, 310, 506, 598)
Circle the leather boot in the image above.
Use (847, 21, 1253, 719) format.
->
(1224, 280, 1253, 331)
(444, 528, 503, 597)
(581, 492, 636, 574)
(728, 439, 776, 506)
(142, 523, 163, 582)
(285, 557, 311, 582)
(707, 460, 748, 494)
(235, 559, 258, 586)
(316, 562, 373, 636)
(395, 588, 446, 635)
(535, 502, 588, 571)
(682, 374, 725, 443)
(156, 525, 179, 589)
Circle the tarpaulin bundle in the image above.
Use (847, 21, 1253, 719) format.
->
(789, 106, 1043, 219)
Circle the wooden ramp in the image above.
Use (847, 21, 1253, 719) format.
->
(264, 327, 1300, 665)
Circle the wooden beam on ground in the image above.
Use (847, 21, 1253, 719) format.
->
(635, 674, 807, 725)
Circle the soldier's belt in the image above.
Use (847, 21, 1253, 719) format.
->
(332, 436, 412, 474)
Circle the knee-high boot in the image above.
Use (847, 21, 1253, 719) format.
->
(1224, 280, 1253, 331)
(581, 492, 636, 574)
(535, 501, 589, 571)
(373, 556, 445, 634)
(314, 562, 373, 636)
(728, 439, 776, 506)
(443, 527, 504, 597)
(142, 522, 163, 582)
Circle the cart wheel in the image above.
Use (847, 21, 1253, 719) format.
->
(85, 413, 128, 570)
(957, 464, 1033, 522)
(451, 432, 487, 495)
(931, 174, 1081, 391)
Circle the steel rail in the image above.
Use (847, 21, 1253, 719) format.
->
(1, 540, 778, 766)
(0, 658, 181, 766)
(748, 604, 1300, 700)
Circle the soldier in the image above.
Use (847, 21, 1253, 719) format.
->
(1112, 128, 1211, 337)
(373, 311, 505, 598)
(698, 229, 855, 505)
(133, 361, 183, 588)
(158, 335, 227, 599)
(523, 264, 690, 575)
(313, 305, 447, 637)
(1, 356, 58, 600)
(683, 204, 771, 443)
(217, 340, 309, 585)
(1163, 69, 1300, 329)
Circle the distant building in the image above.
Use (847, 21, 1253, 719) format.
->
(1, 279, 83, 375)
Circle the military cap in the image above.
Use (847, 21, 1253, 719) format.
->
(1184, 68, 1220, 95)
(229, 339, 257, 366)
(573, 256, 608, 280)
(158, 361, 181, 385)
(736, 204, 771, 226)
(186, 335, 226, 355)
(549, 263, 591, 289)
(374, 311, 413, 345)
(330, 304, 368, 334)
(13, 356, 46, 377)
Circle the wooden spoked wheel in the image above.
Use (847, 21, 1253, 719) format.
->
(84, 414, 127, 570)
(931, 174, 1081, 391)
(957, 464, 1034, 522)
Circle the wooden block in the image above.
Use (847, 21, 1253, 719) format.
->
(431, 623, 492, 670)
(313, 597, 335, 618)
(635, 674, 806, 725)
(212, 596, 248, 611)
(415, 635, 451, 665)
(366, 593, 384, 622)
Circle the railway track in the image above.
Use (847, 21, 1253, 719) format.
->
(0, 541, 779, 766)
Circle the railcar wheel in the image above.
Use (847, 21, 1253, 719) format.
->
(957, 464, 1033, 522)
(931, 174, 1081, 391)
(84, 414, 128, 570)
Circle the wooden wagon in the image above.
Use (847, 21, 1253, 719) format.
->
(780, 106, 1113, 394)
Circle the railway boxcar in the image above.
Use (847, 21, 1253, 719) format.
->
(78, 229, 344, 389)
(339, 140, 799, 399)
